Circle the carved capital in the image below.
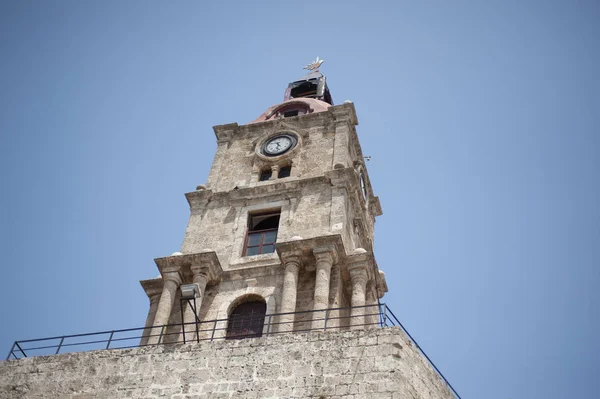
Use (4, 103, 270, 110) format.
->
(280, 250, 302, 270)
(313, 245, 338, 266)
(348, 262, 368, 286)
(155, 251, 223, 284)
(162, 271, 183, 286)
(190, 264, 209, 278)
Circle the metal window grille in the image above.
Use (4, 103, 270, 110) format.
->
(226, 301, 267, 339)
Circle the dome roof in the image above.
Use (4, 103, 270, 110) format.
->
(251, 98, 331, 124)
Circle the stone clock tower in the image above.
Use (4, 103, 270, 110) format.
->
(140, 63, 389, 343)
(1, 61, 459, 399)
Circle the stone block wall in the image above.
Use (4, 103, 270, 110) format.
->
(0, 327, 455, 399)
(180, 180, 339, 269)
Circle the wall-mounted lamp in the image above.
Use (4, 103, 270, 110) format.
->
(180, 284, 199, 300)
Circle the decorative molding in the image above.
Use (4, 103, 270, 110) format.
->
(139, 278, 163, 300)
(154, 251, 223, 284)
(213, 123, 239, 145)
(329, 103, 359, 126)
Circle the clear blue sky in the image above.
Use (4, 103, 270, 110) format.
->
(1, 1, 599, 398)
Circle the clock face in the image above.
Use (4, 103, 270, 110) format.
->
(262, 134, 297, 156)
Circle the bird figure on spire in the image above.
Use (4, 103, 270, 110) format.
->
(304, 57, 324, 71)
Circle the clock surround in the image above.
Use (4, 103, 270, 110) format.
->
(261, 133, 298, 157)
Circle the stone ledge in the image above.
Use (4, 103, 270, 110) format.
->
(0, 328, 455, 399)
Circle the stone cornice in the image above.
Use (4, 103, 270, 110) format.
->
(325, 167, 355, 188)
(184, 188, 212, 212)
(222, 262, 282, 281)
(329, 103, 359, 126)
(213, 123, 239, 144)
(139, 278, 163, 299)
(154, 251, 223, 284)
(185, 176, 332, 210)
(275, 235, 346, 273)
(370, 196, 383, 217)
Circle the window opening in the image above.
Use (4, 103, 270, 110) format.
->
(283, 110, 299, 117)
(272, 104, 309, 119)
(290, 81, 318, 99)
(244, 212, 280, 256)
(259, 168, 272, 181)
(278, 165, 291, 178)
(226, 300, 266, 339)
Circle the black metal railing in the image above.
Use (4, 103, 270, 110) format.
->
(5, 303, 461, 399)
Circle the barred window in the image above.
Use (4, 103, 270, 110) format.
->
(226, 300, 267, 339)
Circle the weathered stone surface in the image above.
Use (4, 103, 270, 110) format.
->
(139, 102, 389, 340)
(181, 103, 379, 270)
(0, 328, 454, 399)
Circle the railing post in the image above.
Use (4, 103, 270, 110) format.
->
(55, 337, 65, 354)
(194, 297, 200, 343)
(210, 320, 218, 342)
(180, 299, 186, 344)
(14, 342, 27, 358)
(382, 304, 388, 327)
(6, 342, 16, 360)
(105, 331, 114, 350)
(323, 309, 329, 332)
(266, 315, 272, 336)
(158, 325, 165, 345)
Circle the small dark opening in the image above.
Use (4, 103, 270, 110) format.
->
(259, 169, 272, 181)
(250, 213, 280, 231)
(283, 110, 299, 117)
(290, 81, 318, 98)
(278, 165, 291, 178)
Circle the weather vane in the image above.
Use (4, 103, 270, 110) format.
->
(303, 56, 324, 71)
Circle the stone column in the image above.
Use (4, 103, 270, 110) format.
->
(349, 262, 368, 329)
(278, 252, 301, 332)
(312, 246, 336, 330)
(365, 284, 380, 329)
(270, 164, 280, 180)
(182, 265, 210, 341)
(140, 291, 161, 346)
(190, 265, 209, 316)
(147, 271, 182, 345)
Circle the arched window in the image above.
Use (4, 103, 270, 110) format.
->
(226, 298, 267, 339)
(270, 104, 310, 119)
